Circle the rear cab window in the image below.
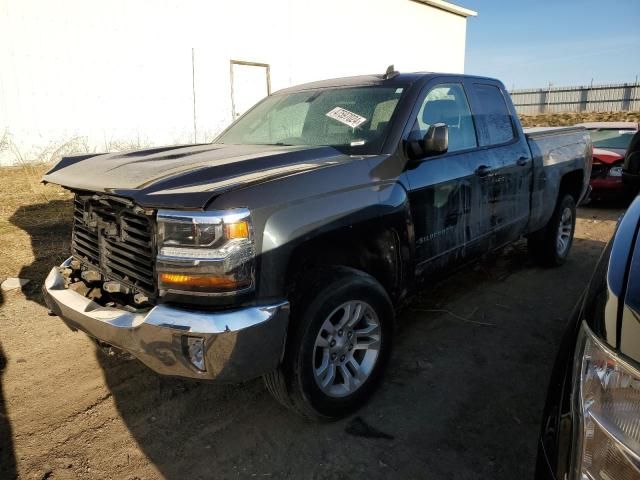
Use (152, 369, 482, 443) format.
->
(472, 84, 516, 146)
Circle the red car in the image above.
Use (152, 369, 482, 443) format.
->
(579, 122, 639, 200)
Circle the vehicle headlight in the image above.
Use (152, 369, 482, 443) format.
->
(608, 166, 623, 177)
(156, 209, 254, 295)
(572, 322, 640, 479)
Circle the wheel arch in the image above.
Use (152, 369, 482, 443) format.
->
(284, 223, 405, 303)
(559, 169, 585, 203)
(255, 185, 413, 305)
(529, 166, 586, 234)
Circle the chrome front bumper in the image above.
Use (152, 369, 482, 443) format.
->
(43, 258, 289, 382)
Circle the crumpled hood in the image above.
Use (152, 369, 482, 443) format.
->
(593, 147, 624, 165)
(43, 143, 353, 209)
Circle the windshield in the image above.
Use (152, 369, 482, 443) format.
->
(588, 129, 636, 149)
(216, 86, 405, 154)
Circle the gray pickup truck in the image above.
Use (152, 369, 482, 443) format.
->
(42, 70, 591, 419)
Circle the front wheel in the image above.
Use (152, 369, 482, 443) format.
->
(528, 194, 576, 266)
(264, 267, 394, 420)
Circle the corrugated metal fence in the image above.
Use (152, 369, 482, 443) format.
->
(509, 82, 640, 115)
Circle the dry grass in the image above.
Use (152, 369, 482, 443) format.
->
(519, 111, 640, 127)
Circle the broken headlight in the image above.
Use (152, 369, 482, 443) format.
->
(608, 165, 624, 177)
(156, 209, 254, 295)
(572, 322, 640, 479)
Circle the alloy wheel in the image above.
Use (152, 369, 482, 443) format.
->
(556, 206, 573, 256)
(312, 301, 381, 398)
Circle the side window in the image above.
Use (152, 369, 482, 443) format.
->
(410, 83, 477, 153)
(473, 84, 515, 146)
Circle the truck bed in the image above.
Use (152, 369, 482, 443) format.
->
(524, 126, 586, 138)
(525, 125, 592, 232)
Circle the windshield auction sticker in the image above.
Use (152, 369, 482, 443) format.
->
(325, 107, 367, 129)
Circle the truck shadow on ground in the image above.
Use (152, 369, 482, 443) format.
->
(1, 199, 70, 479)
(0, 347, 17, 480)
(94, 236, 608, 480)
(0, 290, 18, 480)
(8, 199, 72, 307)
(578, 193, 635, 222)
(578, 202, 628, 221)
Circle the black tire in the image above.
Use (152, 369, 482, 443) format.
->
(528, 194, 576, 267)
(263, 267, 394, 420)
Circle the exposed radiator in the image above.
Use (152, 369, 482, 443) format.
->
(71, 193, 156, 296)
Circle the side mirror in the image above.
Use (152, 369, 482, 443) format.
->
(407, 123, 449, 160)
(423, 123, 448, 156)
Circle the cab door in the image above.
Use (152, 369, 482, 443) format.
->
(467, 82, 532, 247)
(404, 80, 490, 276)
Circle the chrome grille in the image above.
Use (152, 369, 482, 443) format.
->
(72, 194, 156, 295)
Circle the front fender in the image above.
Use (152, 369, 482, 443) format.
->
(208, 155, 411, 300)
(257, 180, 412, 298)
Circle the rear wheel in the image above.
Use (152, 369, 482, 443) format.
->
(264, 267, 393, 420)
(528, 194, 576, 266)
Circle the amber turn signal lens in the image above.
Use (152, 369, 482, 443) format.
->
(159, 272, 247, 290)
(225, 221, 249, 239)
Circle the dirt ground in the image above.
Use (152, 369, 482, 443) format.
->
(0, 166, 627, 480)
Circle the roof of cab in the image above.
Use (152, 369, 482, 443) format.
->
(275, 72, 503, 94)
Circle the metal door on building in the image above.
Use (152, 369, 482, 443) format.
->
(230, 60, 271, 119)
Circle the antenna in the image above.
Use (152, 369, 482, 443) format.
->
(383, 65, 399, 80)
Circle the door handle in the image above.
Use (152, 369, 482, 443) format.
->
(516, 157, 528, 166)
(475, 165, 491, 177)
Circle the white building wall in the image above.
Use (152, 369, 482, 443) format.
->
(0, 0, 469, 165)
